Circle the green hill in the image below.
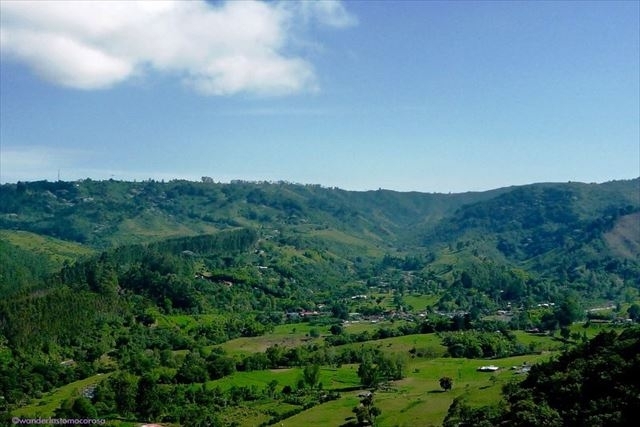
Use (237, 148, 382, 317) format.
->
(0, 179, 509, 248)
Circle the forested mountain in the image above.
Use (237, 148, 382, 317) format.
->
(1, 178, 636, 244)
(1, 178, 638, 314)
(2, 178, 636, 301)
(0, 179, 509, 248)
(1, 178, 638, 426)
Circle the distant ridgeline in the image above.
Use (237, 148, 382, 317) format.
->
(0, 179, 638, 253)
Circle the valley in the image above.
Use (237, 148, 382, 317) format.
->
(1, 178, 639, 426)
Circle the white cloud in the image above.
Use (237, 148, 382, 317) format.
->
(297, 0, 359, 28)
(0, 0, 356, 95)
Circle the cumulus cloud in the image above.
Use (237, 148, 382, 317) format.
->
(297, 0, 359, 28)
(0, 0, 356, 95)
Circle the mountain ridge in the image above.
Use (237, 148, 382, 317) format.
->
(1, 177, 637, 248)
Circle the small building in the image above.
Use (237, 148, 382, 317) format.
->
(477, 365, 499, 372)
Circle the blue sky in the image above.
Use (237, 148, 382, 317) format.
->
(1, 0, 638, 193)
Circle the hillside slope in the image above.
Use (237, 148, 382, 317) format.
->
(2, 178, 638, 302)
(0, 179, 507, 248)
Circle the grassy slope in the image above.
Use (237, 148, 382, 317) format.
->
(603, 212, 640, 260)
(109, 210, 220, 247)
(0, 229, 94, 269)
(281, 353, 553, 427)
(10, 314, 623, 426)
(218, 323, 327, 355)
(11, 373, 113, 418)
(204, 365, 361, 392)
(207, 331, 564, 426)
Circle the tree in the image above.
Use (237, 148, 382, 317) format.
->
(109, 372, 138, 416)
(370, 405, 382, 424)
(207, 354, 236, 380)
(357, 351, 405, 389)
(330, 324, 344, 335)
(554, 293, 583, 327)
(357, 354, 380, 388)
(54, 397, 97, 419)
(627, 304, 640, 322)
(136, 374, 161, 420)
(353, 392, 381, 426)
(331, 303, 349, 320)
(439, 376, 453, 391)
(266, 379, 279, 398)
(302, 364, 321, 389)
(265, 344, 285, 368)
(71, 397, 98, 418)
(505, 399, 562, 426)
(176, 351, 208, 383)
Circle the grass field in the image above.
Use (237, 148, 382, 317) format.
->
(11, 324, 594, 426)
(342, 320, 411, 334)
(11, 373, 113, 418)
(204, 365, 361, 392)
(217, 323, 328, 354)
(511, 330, 565, 351)
(402, 294, 440, 311)
(569, 321, 629, 338)
(282, 352, 553, 427)
(110, 212, 218, 246)
(333, 333, 447, 357)
(156, 313, 235, 331)
(308, 228, 385, 257)
(8, 352, 554, 427)
(0, 229, 95, 269)
(210, 332, 558, 427)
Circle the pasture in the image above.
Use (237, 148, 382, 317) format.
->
(204, 364, 361, 392)
(217, 323, 328, 354)
(402, 294, 440, 311)
(281, 352, 553, 427)
(11, 373, 112, 419)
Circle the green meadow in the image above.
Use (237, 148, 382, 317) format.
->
(281, 353, 552, 427)
(11, 373, 112, 419)
(212, 333, 558, 426)
(204, 365, 361, 392)
(217, 323, 328, 355)
(12, 322, 564, 424)
(402, 294, 441, 311)
(0, 229, 95, 268)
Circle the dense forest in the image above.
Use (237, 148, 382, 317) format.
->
(1, 178, 638, 426)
